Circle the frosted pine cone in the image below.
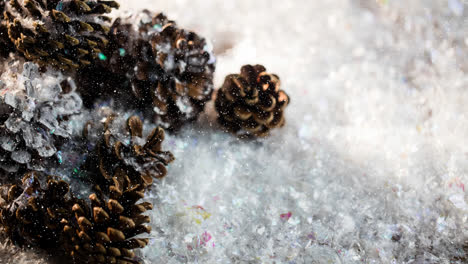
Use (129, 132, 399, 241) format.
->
(78, 10, 216, 131)
(4, 0, 119, 70)
(215, 65, 290, 138)
(149, 12, 215, 125)
(0, 171, 72, 247)
(83, 114, 175, 190)
(0, 60, 82, 174)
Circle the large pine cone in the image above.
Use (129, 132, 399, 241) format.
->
(0, 60, 82, 175)
(3, 0, 119, 71)
(215, 65, 290, 138)
(62, 183, 152, 263)
(77, 10, 216, 131)
(62, 113, 174, 263)
(0, 171, 72, 247)
(83, 114, 175, 190)
(0, 170, 154, 263)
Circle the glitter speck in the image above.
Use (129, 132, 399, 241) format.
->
(50, 129, 55, 135)
(56, 151, 63, 164)
(199, 231, 212, 246)
(56, 2, 63, 11)
(280, 212, 292, 221)
(153, 24, 162, 30)
(119, 48, 126, 56)
(98, 53, 107, 61)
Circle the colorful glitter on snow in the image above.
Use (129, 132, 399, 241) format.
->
(188, 205, 211, 224)
(280, 212, 292, 221)
(199, 231, 212, 246)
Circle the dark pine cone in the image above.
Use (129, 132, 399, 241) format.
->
(62, 183, 152, 263)
(0, 171, 72, 247)
(0, 169, 155, 263)
(215, 65, 290, 138)
(83, 114, 175, 190)
(62, 114, 174, 263)
(3, 0, 119, 71)
(0, 1, 15, 58)
(78, 10, 216, 131)
(0, 61, 82, 175)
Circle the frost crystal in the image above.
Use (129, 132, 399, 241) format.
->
(0, 58, 82, 174)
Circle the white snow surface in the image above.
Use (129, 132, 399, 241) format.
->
(4, 0, 468, 263)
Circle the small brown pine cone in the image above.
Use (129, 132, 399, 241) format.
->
(3, 0, 119, 71)
(83, 114, 175, 190)
(215, 65, 290, 138)
(0, 171, 72, 247)
(62, 183, 152, 264)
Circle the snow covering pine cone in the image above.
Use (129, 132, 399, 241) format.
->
(83, 114, 175, 190)
(3, 0, 119, 70)
(0, 171, 72, 247)
(215, 65, 290, 138)
(78, 10, 216, 131)
(62, 183, 152, 264)
(0, 60, 82, 175)
(148, 12, 216, 125)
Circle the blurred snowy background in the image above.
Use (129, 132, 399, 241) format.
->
(3, 0, 468, 263)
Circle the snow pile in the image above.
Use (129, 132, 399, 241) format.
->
(2, 0, 468, 263)
(136, 0, 468, 263)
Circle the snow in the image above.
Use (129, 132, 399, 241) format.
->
(134, 0, 468, 262)
(3, 0, 468, 263)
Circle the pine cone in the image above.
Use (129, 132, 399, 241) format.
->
(83, 114, 175, 190)
(61, 113, 173, 263)
(0, 171, 72, 247)
(215, 65, 290, 138)
(0, 1, 14, 58)
(77, 10, 216, 131)
(148, 12, 215, 125)
(3, 0, 119, 71)
(62, 182, 152, 264)
(0, 22, 14, 58)
(0, 169, 154, 263)
(0, 60, 82, 174)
